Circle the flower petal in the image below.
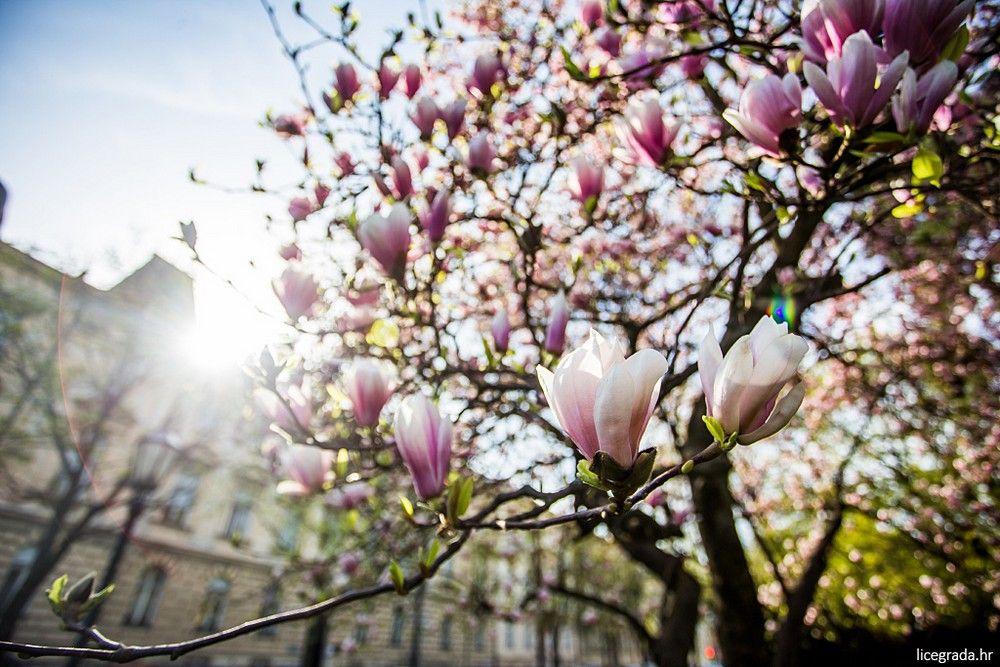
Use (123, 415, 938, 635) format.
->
(739, 382, 805, 445)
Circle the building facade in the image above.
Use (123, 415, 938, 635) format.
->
(0, 243, 643, 667)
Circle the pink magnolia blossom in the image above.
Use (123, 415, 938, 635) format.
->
(892, 61, 959, 135)
(536, 329, 668, 467)
(390, 157, 413, 199)
(420, 189, 451, 242)
(492, 308, 511, 352)
(567, 157, 604, 207)
(279, 243, 302, 261)
(335, 152, 356, 176)
(469, 53, 502, 96)
(410, 97, 440, 140)
(681, 54, 708, 79)
(276, 444, 332, 496)
(378, 61, 400, 98)
(338, 552, 361, 576)
(358, 204, 411, 277)
(466, 133, 497, 174)
(801, 0, 885, 64)
(595, 28, 622, 56)
(314, 183, 330, 206)
(698, 315, 807, 445)
(325, 482, 374, 509)
(273, 267, 320, 320)
(412, 147, 429, 171)
(618, 98, 679, 166)
(440, 98, 467, 140)
(544, 291, 570, 354)
(288, 197, 315, 222)
(403, 63, 422, 98)
(334, 62, 361, 102)
(273, 113, 307, 138)
(257, 384, 313, 434)
(343, 358, 394, 427)
(883, 0, 973, 65)
(723, 73, 802, 156)
(393, 394, 452, 500)
(804, 31, 908, 128)
(619, 47, 667, 87)
(581, 0, 603, 27)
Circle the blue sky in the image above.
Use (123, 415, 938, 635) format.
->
(0, 0, 432, 364)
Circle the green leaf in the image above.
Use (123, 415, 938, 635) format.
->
(47, 574, 68, 614)
(862, 131, 907, 145)
(560, 46, 587, 81)
(80, 584, 115, 614)
(481, 335, 496, 369)
(583, 195, 598, 216)
(456, 477, 474, 518)
(941, 24, 969, 62)
(425, 539, 441, 567)
(912, 146, 943, 187)
(336, 448, 349, 478)
(744, 171, 766, 192)
(399, 496, 415, 518)
(701, 415, 726, 444)
(389, 561, 406, 594)
(576, 459, 608, 491)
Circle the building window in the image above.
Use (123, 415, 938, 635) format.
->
(197, 578, 230, 632)
(439, 614, 453, 651)
(124, 567, 167, 626)
(474, 619, 486, 652)
(162, 472, 199, 527)
(389, 605, 405, 646)
(504, 620, 514, 648)
(276, 510, 300, 552)
(0, 547, 36, 608)
(258, 582, 281, 638)
(353, 623, 369, 645)
(524, 624, 535, 649)
(224, 493, 253, 542)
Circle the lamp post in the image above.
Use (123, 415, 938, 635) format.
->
(66, 431, 178, 667)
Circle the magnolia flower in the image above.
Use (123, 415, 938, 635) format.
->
(618, 98, 678, 166)
(335, 152, 356, 176)
(358, 204, 411, 277)
(536, 329, 668, 468)
(892, 61, 959, 135)
(390, 157, 413, 199)
(334, 63, 360, 102)
(681, 55, 708, 79)
(595, 28, 622, 56)
(440, 98, 467, 140)
(288, 197, 314, 222)
(257, 384, 313, 434)
(581, 0, 603, 27)
(273, 267, 319, 320)
(723, 73, 802, 156)
(378, 61, 400, 98)
(544, 291, 570, 354)
(492, 308, 511, 352)
(469, 53, 502, 96)
(801, 0, 885, 64)
(403, 63, 422, 98)
(410, 97, 439, 140)
(567, 157, 604, 208)
(883, 0, 973, 65)
(698, 315, 808, 445)
(420, 190, 451, 242)
(276, 444, 332, 496)
(804, 31, 908, 129)
(394, 394, 452, 500)
(338, 552, 361, 576)
(279, 243, 302, 261)
(325, 482, 373, 510)
(314, 183, 330, 206)
(343, 358, 393, 427)
(273, 113, 307, 137)
(466, 133, 497, 174)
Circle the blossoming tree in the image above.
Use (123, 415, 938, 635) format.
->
(4, 0, 998, 666)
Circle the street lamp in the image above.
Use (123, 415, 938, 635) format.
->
(66, 431, 179, 666)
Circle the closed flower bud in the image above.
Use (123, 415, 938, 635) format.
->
(581, 0, 603, 27)
(272, 267, 320, 320)
(334, 63, 361, 102)
(567, 157, 604, 208)
(491, 308, 511, 352)
(469, 53, 502, 96)
(420, 189, 451, 242)
(403, 63, 422, 98)
(358, 204, 411, 278)
(618, 98, 679, 166)
(892, 61, 958, 135)
(325, 482, 373, 510)
(277, 444, 333, 496)
(536, 329, 668, 468)
(410, 97, 440, 140)
(801, 0, 885, 65)
(393, 394, 452, 500)
(343, 358, 394, 427)
(466, 133, 497, 174)
(441, 98, 467, 140)
(288, 197, 315, 222)
(390, 157, 413, 200)
(378, 61, 400, 99)
(698, 315, 808, 445)
(544, 291, 570, 354)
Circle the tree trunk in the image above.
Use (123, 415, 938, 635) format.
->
(650, 569, 701, 667)
(300, 613, 328, 667)
(683, 400, 770, 667)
